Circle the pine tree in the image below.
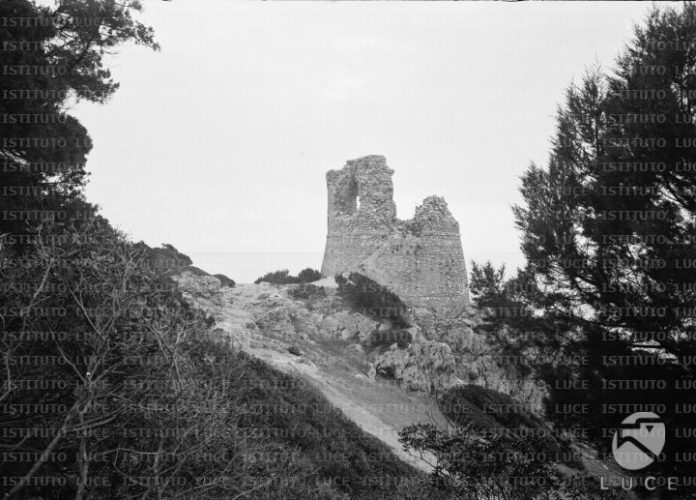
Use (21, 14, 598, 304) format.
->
(511, 3, 696, 482)
(0, 0, 158, 245)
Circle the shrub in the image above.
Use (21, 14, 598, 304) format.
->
(289, 283, 327, 301)
(185, 264, 210, 276)
(399, 422, 616, 500)
(133, 240, 194, 275)
(254, 268, 322, 285)
(297, 267, 322, 283)
(255, 269, 292, 284)
(0, 219, 271, 498)
(214, 273, 236, 287)
(335, 273, 410, 328)
(440, 385, 545, 431)
(438, 385, 578, 468)
(0, 216, 427, 499)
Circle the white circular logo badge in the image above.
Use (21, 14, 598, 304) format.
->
(612, 412, 665, 470)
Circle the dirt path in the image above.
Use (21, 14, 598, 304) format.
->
(247, 343, 444, 472)
(180, 280, 625, 483)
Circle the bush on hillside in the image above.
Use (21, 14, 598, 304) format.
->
(399, 422, 616, 500)
(438, 385, 581, 471)
(254, 267, 321, 285)
(133, 241, 193, 273)
(297, 267, 322, 283)
(132, 243, 239, 288)
(335, 273, 410, 328)
(288, 283, 327, 301)
(0, 215, 432, 499)
(439, 385, 545, 431)
(185, 264, 210, 276)
(0, 219, 269, 499)
(214, 273, 236, 287)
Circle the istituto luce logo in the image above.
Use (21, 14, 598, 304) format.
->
(612, 412, 665, 471)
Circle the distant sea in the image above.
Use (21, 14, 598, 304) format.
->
(187, 251, 324, 284)
(186, 250, 524, 285)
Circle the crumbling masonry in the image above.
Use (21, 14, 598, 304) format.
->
(321, 155, 469, 317)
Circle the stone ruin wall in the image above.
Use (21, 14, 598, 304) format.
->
(321, 155, 469, 317)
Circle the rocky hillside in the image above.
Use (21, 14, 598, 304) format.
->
(172, 271, 549, 470)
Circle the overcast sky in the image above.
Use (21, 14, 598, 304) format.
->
(74, 0, 655, 283)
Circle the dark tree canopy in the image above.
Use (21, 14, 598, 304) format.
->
(0, 0, 158, 243)
(504, 2, 696, 483)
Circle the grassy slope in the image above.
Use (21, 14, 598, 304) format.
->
(230, 350, 431, 499)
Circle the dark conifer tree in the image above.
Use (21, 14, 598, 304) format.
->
(509, 3, 696, 484)
(0, 0, 158, 246)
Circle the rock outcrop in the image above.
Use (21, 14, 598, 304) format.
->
(175, 272, 547, 412)
(173, 270, 222, 300)
(321, 155, 468, 318)
(374, 341, 458, 392)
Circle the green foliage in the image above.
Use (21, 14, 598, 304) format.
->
(255, 269, 292, 284)
(0, 0, 158, 241)
(132, 240, 193, 275)
(438, 385, 574, 468)
(335, 273, 410, 328)
(254, 268, 321, 285)
(214, 273, 236, 288)
(506, 2, 696, 484)
(439, 385, 546, 432)
(297, 267, 322, 283)
(469, 261, 507, 309)
(0, 214, 428, 499)
(399, 422, 616, 500)
(289, 283, 327, 301)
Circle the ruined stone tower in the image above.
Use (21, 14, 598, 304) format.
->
(321, 155, 469, 317)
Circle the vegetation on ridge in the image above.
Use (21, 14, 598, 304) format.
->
(0, 216, 433, 498)
(254, 268, 322, 285)
(335, 272, 411, 329)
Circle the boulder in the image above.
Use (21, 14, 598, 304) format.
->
(318, 316, 340, 338)
(254, 306, 304, 340)
(318, 311, 377, 343)
(291, 310, 321, 339)
(440, 324, 479, 352)
(406, 325, 425, 344)
(348, 343, 364, 355)
(374, 340, 458, 393)
(173, 271, 221, 299)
